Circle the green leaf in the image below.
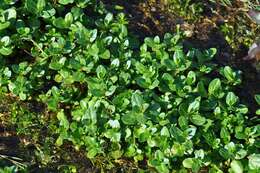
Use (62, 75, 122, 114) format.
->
(122, 111, 136, 125)
(125, 145, 136, 157)
(25, 0, 37, 14)
(160, 127, 170, 137)
(49, 57, 66, 70)
(90, 29, 97, 42)
(0, 47, 12, 55)
(235, 149, 247, 160)
(205, 48, 217, 60)
(87, 148, 99, 159)
(219, 148, 233, 160)
(226, 92, 238, 106)
(41, 7, 56, 18)
(256, 109, 260, 115)
(186, 126, 197, 139)
(0, 22, 10, 30)
(230, 160, 243, 173)
(57, 110, 70, 130)
(37, 0, 46, 12)
(248, 154, 260, 170)
(178, 116, 189, 129)
(236, 104, 248, 114)
(136, 77, 150, 88)
(163, 58, 175, 70)
(135, 62, 147, 74)
(197, 81, 207, 97)
(155, 164, 169, 173)
(104, 13, 113, 24)
(194, 150, 204, 159)
(186, 71, 196, 85)
(170, 125, 186, 143)
(53, 17, 67, 29)
(19, 92, 27, 100)
(183, 158, 193, 169)
(65, 12, 73, 26)
(47, 98, 58, 111)
(220, 127, 230, 143)
(3, 67, 12, 78)
(100, 49, 110, 59)
(58, 0, 74, 5)
(173, 50, 185, 66)
(208, 78, 223, 98)
(86, 77, 106, 97)
(1, 36, 11, 46)
(221, 66, 241, 85)
(255, 95, 260, 105)
(179, 103, 188, 116)
(223, 66, 234, 81)
(208, 78, 221, 93)
(190, 114, 206, 126)
(76, 0, 91, 8)
(171, 142, 185, 157)
(55, 136, 63, 146)
(188, 97, 201, 113)
(88, 43, 99, 56)
(108, 120, 120, 129)
(5, 8, 17, 20)
(104, 129, 121, 142)
(131, 91, 144, 108)
(96, 65, 107, 78)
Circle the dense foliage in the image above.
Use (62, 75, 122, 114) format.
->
(0, 0, 259, 172)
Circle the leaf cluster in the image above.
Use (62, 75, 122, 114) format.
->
(0, 0, 259, 172)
